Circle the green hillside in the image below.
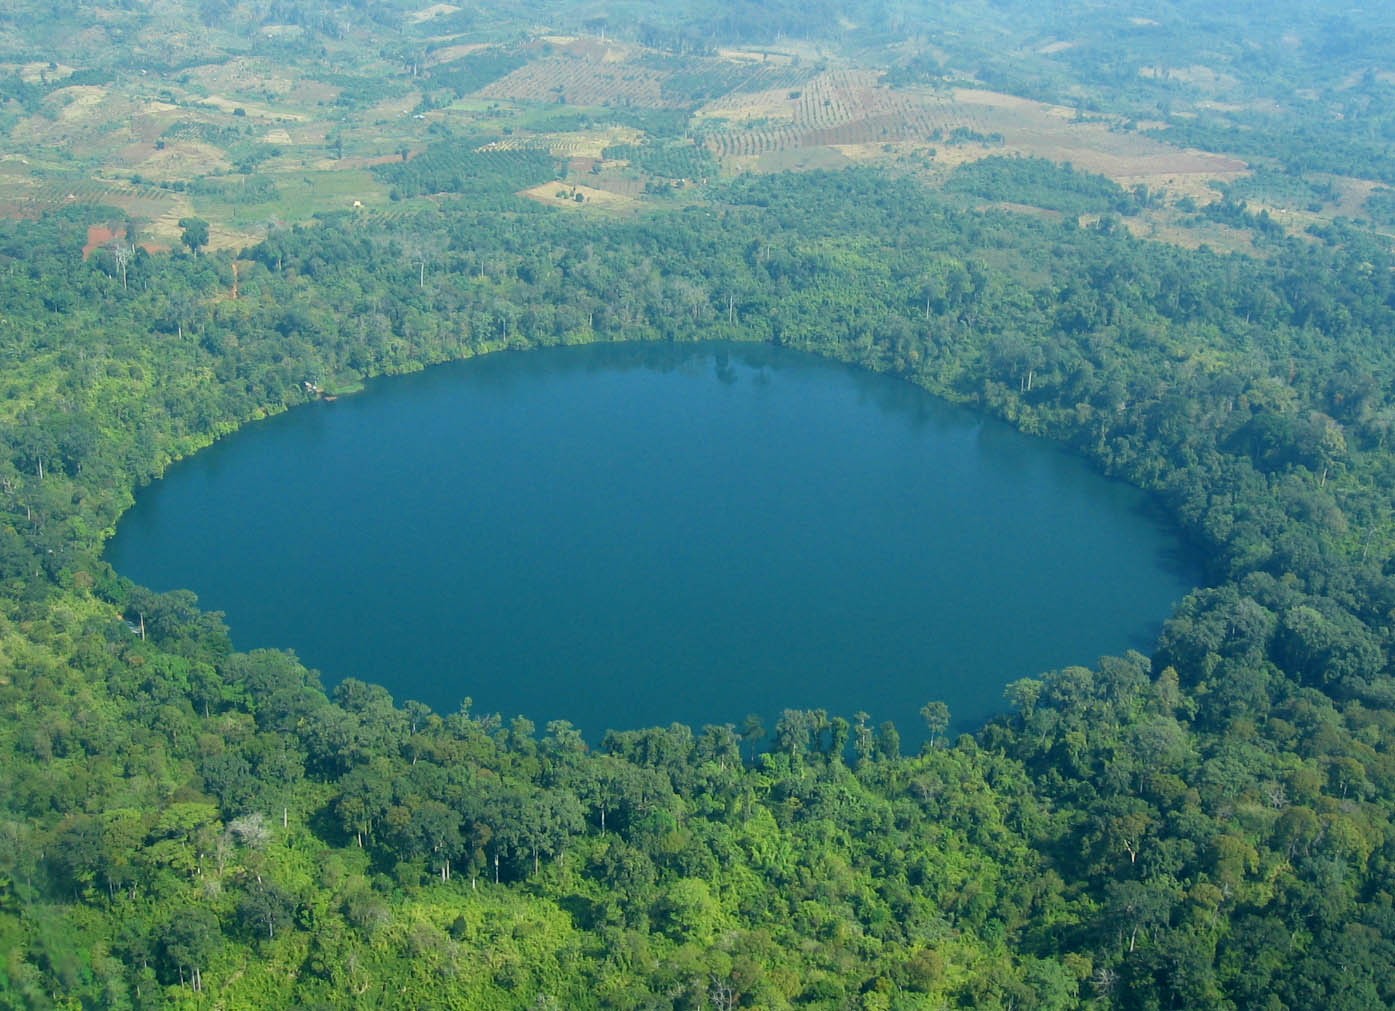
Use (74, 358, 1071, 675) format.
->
(3, 2, 1395, 1009)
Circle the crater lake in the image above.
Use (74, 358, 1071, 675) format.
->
(105, 341, 1198, 742)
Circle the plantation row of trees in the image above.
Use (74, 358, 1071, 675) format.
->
(602, 141, 719, 181)
(3, 168, 1395, 1007)
(372, 139, 559, 202)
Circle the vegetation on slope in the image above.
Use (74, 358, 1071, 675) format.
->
(2, 165, 1395, 1006)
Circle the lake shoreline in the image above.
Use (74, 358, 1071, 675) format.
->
(106, 341, 1200, 744)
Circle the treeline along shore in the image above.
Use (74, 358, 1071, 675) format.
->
(3, 169, 1395, 1007)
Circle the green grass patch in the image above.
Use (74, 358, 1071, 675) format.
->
(202, 169, 387, 225)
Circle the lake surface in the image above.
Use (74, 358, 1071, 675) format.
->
(106, 341, 1197, 741)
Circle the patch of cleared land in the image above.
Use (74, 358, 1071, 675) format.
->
(537, 36, 637, 62)
(1138, 65, 1241, 90)
(6, 62, 76, 82)
(365, 92, 423, 121)
(131, 141, 234, 179)
(477, 56, 671, 107)
(50, 85, 112, 122)
(520, 182, 637, 210)
(199, 95, 308, 121)
(830, 141, 917, 162)
(1118, 212, 1260, 256)
(698, 74, 1247, 203)
(479, 126, 643, 159)
(716, 48, 799, 66)
(744, 146, 853, 173)
(1115, 171, 1246, 205)
(427, 43, 491, 65)
(1325, 174, 1387, 218)
(582, 172, 647, 199)
(407, 4, 460, 24)
(979, 201, 1065, 221)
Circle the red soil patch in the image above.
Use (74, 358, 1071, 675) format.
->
(569, 156, 598, 173)
(82, 224, 165, 258)
(82, 223, 118, 260)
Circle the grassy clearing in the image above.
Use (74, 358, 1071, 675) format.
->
(1117, 210, 1260, 255)
(202, 169, 390, 226)
(407, 4, 461, 24)
(747, 145, 853, 172)
(199, 94, 310, 120)
(1324, 174, 1387, 219)
(135, 141, 234, 179)
(520, 181, 638, 211)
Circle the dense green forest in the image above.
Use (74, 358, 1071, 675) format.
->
(4, 0, 1395, 1007)
(4, 164, 1395, 1007)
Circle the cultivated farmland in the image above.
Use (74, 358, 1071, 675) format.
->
(0, 16, 1351, 249)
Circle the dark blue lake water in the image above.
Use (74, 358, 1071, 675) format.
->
(105, 341, 1196, 741)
